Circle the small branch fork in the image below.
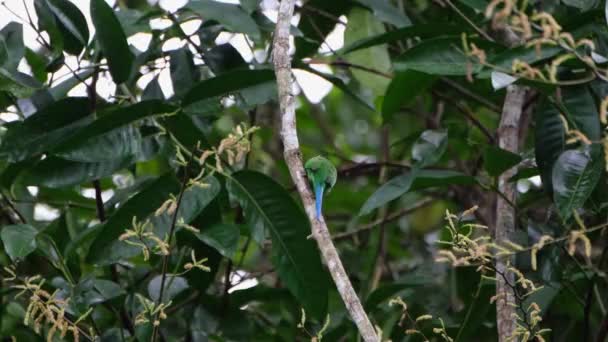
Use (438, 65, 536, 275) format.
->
(272, 1, 378, 341)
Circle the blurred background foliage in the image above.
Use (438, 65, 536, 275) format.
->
(0, 0, 607, 341)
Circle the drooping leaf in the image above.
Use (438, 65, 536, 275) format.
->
(382, 70, 436, 123)
(535, 86, 601, 192)
(187, 0, 261, 40)
(295, 0, 353, 57)
(411, 129, 448, 168)
(359, 171, 418, 216)
(0, 69, 42, 98)
(195, 224, 241, 259)
(204, 44, 247, 74)
(1, 224, 39, 262)
(148, 275, 189, 302)
(344, 8, 392, 100)
(91, 0, 134, 83)
(395, 37, 494, 76)
(226, 170, 328, 319)
(182, 69, 275, 107)
(483, 146, 522, 177)
(0, 22, 25, 70)
(19, 156, 132, 188)
(354, 0, 411, 27)
(170, 47, 200, 99)
(46, 0, 89, 55)
(0, 97, 92, 162)
(552, 145, 603, 220)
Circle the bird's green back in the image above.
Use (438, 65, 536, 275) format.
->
(305, 156, 337, 191)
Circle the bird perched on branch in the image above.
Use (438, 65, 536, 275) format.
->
(304, 156, 337, 220)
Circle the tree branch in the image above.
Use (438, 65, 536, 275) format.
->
(495, 83, 527, 342)
(272, 1, 379, 340)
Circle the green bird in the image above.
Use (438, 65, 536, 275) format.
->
(305, 156, 337, 219)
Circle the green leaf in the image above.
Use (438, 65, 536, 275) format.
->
(90, 0, 134, 83)
(296, 64, 374, 111)
(226, 170, 328, 319)
(344, 8, 391, 100)
(395, 37, 490, 76)
(296, 0, 352, 57)
(25, 48, 48, 83)
(563, 0, 596, 11)
(0, 22, 25, 70)
(148, 275, 189, 302)
(204, 44, 247, 74)
(535, 86, 601, 192)
(483, 146, 522, 177)
(409, 170, 476, 190)
(359, 171, 417, 216)
(53, 100, 176, 156)
(411, 129, 448, 168)
(170, 47, 200, 99)
(187, 0, 261, 40)
(455, 277, 495, 342)
(46, 0, 89, 55)
(478, 45, 563, 78)
(182, 69, 275, 107)
(0, 69, 42, 98)
(341, 23, 467, 55)
(552, 145, 603, 220)
(1, 224, 39, 262)
(87, 174, 180, 264)
(195, 224, 240, 259)
(0, 97, 92, 162)
(19, 156, 132, 188)
(382, 70, 436, 123)
(354, 0, 411, 27)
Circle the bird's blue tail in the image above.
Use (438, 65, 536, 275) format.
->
(314, 183, 325, 219)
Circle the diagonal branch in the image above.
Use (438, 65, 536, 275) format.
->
(272, 1, 379, 341)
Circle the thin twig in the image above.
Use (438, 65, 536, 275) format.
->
(151, 161, 191, 342)
(272, 1, 379, 340)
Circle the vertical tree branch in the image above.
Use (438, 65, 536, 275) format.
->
(272, 1, 379, 341)
(495, 84, 527, 341)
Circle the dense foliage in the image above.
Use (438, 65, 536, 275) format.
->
(1, 0, 608, 341)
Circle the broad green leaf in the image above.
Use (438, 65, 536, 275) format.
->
(182, 69, 275, 106)
(535, 86, 601, 192)
(91, 0, 134, 83)
(227, 170, 328, 319)
(170, 47, 199, 99)
(53, 100, 176, 155)
(478, 45, 562, 78)
(34, 0, 64, 58)
(195, 224, 240, 259)
(360, 169, 476, 215)
(148, 275, 189, 302)
(395, 37, 491, 76)
(204, 44, 247, 74)
(296, 0, 353, 57)
(0, 69, 42, 98)
(0, 97, 92, 162)
(1, 224, 38, 261)
(552, 145, 603, 220)
(359, 171, 418, 216)
(344, 8, 391, 100)
(46, 0, 89, 55)
(382, 70, 436, 123)
(341, 23, 467, 55)
(354, 0, 411, 27)
(142, 75, 164, 101)
(49, 69, 94, 99)
(187, 0, 261, 40)
(87, 174, 180, 264)
(296, 64, 374, 111)
(563, 0, 596, 11)
(19, 156, 132, 188)
(483, 146, 522, 177)
(56, 126, 161, 162)
(454, 277, 495, 342)
(412, 129, 448, 168)
(160, 113, 211, 150)
(0, 22, 24, 70)
(25, 48, 48, 83)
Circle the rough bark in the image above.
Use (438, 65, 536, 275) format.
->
(272, 1, 379, 341)
(495, 85, 527, 341)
